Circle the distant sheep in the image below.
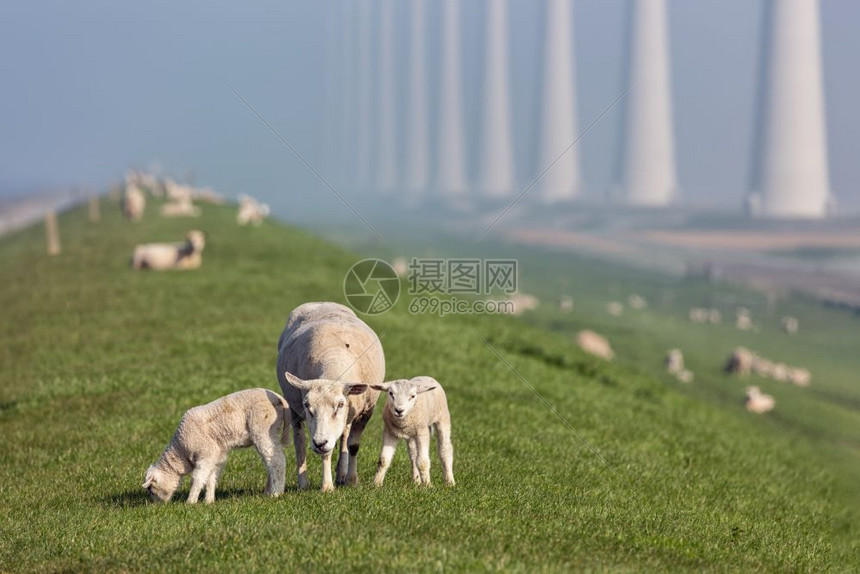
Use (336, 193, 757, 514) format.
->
(123, 184, 146, 221)
(142, 389, 289, 504)
(164, 179, 194, 203)
(371, 376, 454, 487)
(576, 330, 614, 361)
(725, 347, 754, 375)
(665, 349, 693, 383)
(391, 257, 408, 278)
(771, 363, 789, 382)
(744, 386, 775, 414)
(277, 302, 385, 492)
(707, 309, 722, 324)
(509, 293, 539, 315)
(787, 367, 811, 387)
(237, 194, 270, 226)
(131, 230, 205, 271)
(781, 316, 799, 335)
(628, 294, 647, 310)
(160, 200, 201, 218)
(735, 308, 753, 331)
(751, 356, 774, 377)
(558, 295, 573, 313)
(689, 307, 708, 324)
(607, 301, 624, 317)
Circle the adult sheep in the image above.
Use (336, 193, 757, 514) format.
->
(277, 302, 385, 492)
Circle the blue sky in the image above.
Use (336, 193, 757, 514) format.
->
(1, 0, 858, 213)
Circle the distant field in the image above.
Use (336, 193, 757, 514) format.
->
(0, 202, 857, 571)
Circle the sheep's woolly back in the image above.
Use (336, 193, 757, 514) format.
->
(277, 302, 385, 415)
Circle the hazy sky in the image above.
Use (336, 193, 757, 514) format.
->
(1, 0, 858, 213)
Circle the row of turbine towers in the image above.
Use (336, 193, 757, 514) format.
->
(322, 0, 833, 219)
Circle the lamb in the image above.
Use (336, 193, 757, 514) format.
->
(160, 199, 201, 218)
(781, 316, 799, 335)
(576, 330, 614, 361)
(787, 367, 811, 387)
(123, 184, 146, 221)
(771, 362, 789, 382)
(142, 388, 289, 504)
(277, 302, 385, 492)
(744, 386, 775, 414)
(237, 194, 270, 226)
(735, 308, 753, 331)
(131, 230, 205, 271)
(665, 349, 685, 374)
(371, 377, 454, 487)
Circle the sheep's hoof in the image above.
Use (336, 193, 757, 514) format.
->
(320, 483, 335, 493)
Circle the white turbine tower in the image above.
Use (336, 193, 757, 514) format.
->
(404, 0, 429, 201)
(748, 0, 832, 219)
(537, 0, 580, 203)
(479, 0, 516, 200)
(376, 0, 398, 194)
(615, 0, 677, 207)
(437, 0, 469, 202)
(355, 0, 375, 192)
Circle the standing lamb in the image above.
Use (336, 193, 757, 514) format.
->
(371, 377, 454, 487)
(131, 230, 205, 271)
(277, 302, 385, 492)
(123, 184, 146, 221)
(142, 389, 289, 504)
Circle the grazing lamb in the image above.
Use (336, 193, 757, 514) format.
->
(576, 330, 614, 361)
(123, 184, 146, 221)
(142, 389, 289, 504)
(277, 302, 385, 492)
(371, 377, 454, 487)
(781, 316, 799, 335)
(607, 301, 624, 317)
(131, 230, 205, 271)
(725, 347, 754, 375)
(160, 199, 201, 218)
(744, 386, 775, 414)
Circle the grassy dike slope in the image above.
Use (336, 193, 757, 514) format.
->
(0, 202, 852, 571)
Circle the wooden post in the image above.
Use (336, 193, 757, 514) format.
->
(88, 194, 101, 222)
(45, 211, 61, 256)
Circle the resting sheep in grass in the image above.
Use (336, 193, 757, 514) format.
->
(143, 389, 289, 504)
(131, 230, 205, 271)
(371, 377, 454, 487)
(160, 199, 201, 218)
(745, 386, 775, 414)
(277, 302, 385, 492)
(576, 330, 614, 361)
(237, 194, 270, 226)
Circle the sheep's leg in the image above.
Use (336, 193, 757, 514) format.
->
(436, 420, 455, 486)
(407, 438, 420, 483)
(335, 422, 352, 486)
(292, 416, 310, 490)
(258, 437, 286, 497)
(373, 428, 398, 486)
(416, 428, 432, 485)
(345, 410, 373, 485)
(204, 459, 225, 504)
(320, 451, 335, 492)
(188, 463, 213, 504)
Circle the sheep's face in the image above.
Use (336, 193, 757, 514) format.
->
(372, 379, 438, 420)
(283, 372, 368, 456)
(142, 465, 180, 503)
(186, 231, 205, 252)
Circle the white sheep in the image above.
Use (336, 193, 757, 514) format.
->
(665, 349, 685, 374)
(628, 294, 647, 310)
(576, 330, 614, 361)
(142, 388, 289, 504)
(277, 302, 385, 492)
(707, 308, 722, 324)
(781, 316, 799, 335)
(787, 367, 811, 387)
(237, 194, 270, 226)
(725, 347, 754, 375)
(131, 230, 205, 271)
(164, 178, 194, 203)
(745, 386, 775, 414)
(689, 307, 708, 324)
(509, 293, 539, 315)
(558, 295, 574, 313)
(607, 301, 624, 316)
(160, 200, 201, 218)
(371, 377, 454, 487)
(123, 184, 146, 221)
(735, 308, 753, 331)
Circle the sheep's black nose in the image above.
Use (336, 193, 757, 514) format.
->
(313, 439, 327, 450)
(394, 408, 405, 416)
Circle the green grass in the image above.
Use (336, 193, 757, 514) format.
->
(0, 201, 856, 572)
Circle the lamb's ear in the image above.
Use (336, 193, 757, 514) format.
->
(284, 371, 313, 390)
(343, 383, 368, 396)
(142, 476, 154, 489)
(417, 383, 438, 394)
(369, 382, 391, 392)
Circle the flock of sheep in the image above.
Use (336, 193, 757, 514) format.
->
(144, 302, 455, 503)
(121, 171, 269, 271)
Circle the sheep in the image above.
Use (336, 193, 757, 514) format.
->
(277, 302, 385, 492)
(370, 377, 454, 487)
(576, 330, 614, 361)
(193, 186, 226, 205)
(787, 367, 811, 387)
(665, 349, 685, 374)
(558, 295, 574, 313)
(781, 316, 799, 335)
(237, 194, 270, 226)
(735, 308, 753, 331)
(725, 347, 754, 375)
(164, 178, 194, 203)
(142, 388, 289, 504)
(689, 307, 708, 324)
(751, 356, 774, 377)
(123, 184, 146, 221)
(391, 257, 408, 278)
(160, 199, 201, 218)
(628, 294, 647, 310)
(771, 363, 789, 382)
(607, 301, 624, 317)
(707, 308, 722, 324)
(744, 386, 775, 414)
(131, 230, 205, 271)
(675, 369, 694, 383)
(509, 293, 539, 315)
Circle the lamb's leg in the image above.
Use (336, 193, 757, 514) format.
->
(436, 420, 455, 486)
(416, 428, 432, 485)
(188, 463, 213, 504)
(373, 428, 398, 486)
(257, 437, 286, 497)
(407, 438, 420, 483)
(345, 410, 373, 485)
(292, 415, 309, 490)
(204, 459, 225, 504)
(335, 422, 352, 486)
(320, 451, 334, 492)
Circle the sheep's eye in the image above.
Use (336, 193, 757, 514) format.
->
(410, 394, 416, 400)
(389, 390, 394, 396)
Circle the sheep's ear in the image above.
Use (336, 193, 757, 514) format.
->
(344, 384, 368, 396)
(142, 476, 154, 489)
(284, 372, 312, 390)
(417, 383, 438, 394)
(369, 382, 391, 392)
